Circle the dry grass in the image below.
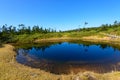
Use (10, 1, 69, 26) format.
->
(82, 36, 111, 41)
(0, 44, 59, 80)
(82, 35, 120, 43)
(35, 37, 81, 43)
(0, 44, 120, 80)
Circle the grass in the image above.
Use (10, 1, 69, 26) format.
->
(12, 31, 100, 44)
(12, 28, 120, 44)
(1, 24, 120, 79)
(0, 44, 59, 80)
(0, 44, 120, 80)
(6, 25, 119, 44)
(1, 26, 120, 80)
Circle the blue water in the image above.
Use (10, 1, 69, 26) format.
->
(16, 42, 120, 74)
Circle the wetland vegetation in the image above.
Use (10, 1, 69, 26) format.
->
(1, 21, 120, 80)
(0, 21, 120, 44)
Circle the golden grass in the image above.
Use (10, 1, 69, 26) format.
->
(35, 37, 81, 43)
(0, 44, 120, 80)
(0, 44, 59, 80)
(35, 33, 120, 44)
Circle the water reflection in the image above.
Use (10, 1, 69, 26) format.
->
(16, 42, 120, 74)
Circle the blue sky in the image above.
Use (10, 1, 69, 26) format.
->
(0, 0, 120, 31)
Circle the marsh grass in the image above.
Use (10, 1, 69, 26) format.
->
(0, 44, 120, 80)
(11, 31, 100, 44)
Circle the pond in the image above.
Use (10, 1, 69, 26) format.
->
(16, 41, 120, 74)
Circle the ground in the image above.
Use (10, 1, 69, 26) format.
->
(0, 39, 120, 80)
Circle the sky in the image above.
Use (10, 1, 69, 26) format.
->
(0, 0, 120, 31)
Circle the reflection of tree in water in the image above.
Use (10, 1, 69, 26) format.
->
(16, 40, 120, 52)
(41, 46, 47, 51)
(110, 44, 120, 51)
(16, 42, 59, 49)
(82, 44, 89, 52)
(70, 40, 120, 52)
(16, 41, 120, 74)
(58, 42, 62, 45)
(35, 46, 50, 52)
(38, 42, 62, 51)
(113, 48, 118, 52)
(99, 44, 108, 49)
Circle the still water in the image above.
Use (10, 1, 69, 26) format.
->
(16, 42, 120, 74)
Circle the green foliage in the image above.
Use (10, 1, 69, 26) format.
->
(0, 24, 57, 43)
(0, 20, 120, 43)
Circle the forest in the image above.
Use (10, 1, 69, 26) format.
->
(0, 20, 120, 44)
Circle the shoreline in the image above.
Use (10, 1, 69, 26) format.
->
(34, 36, 120, 47)
(35, 37, 81, 43)
(1, 38, 120, 80)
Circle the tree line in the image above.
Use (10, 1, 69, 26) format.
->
(0, 24, 57, 34)
(66, 20, 120, 32)
(0, 21, 120, 43)
(0, 24, 57, 43)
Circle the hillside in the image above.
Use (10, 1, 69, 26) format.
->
(0, 21, 120, 44)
